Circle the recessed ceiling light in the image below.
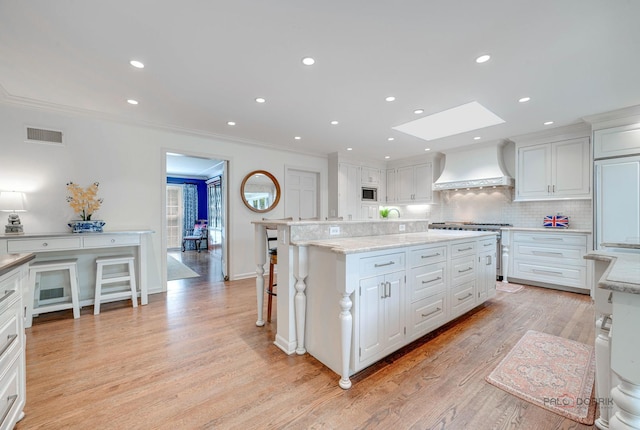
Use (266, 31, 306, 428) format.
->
(544, 121, 554, 125)
(127, 99, 138, 105)
(475, 54, 491, 64)
(393, 101, 505, 141)
(387, 137, 395, 141)
(227, 121, 236, 126)
(294, 136, 301, 140)
(302, 57, 315, 66)
(346, 147, 353, 151)
(330, 120, 339, 125)
(414, 109, 424, 114)
(518, 97, 531, 103)
(424, 148, 431, 151)
(384, 156, 391, 159)
(385, 96, 396, 102)
(255, 97, 266, 103)
(129, 60, 144, 69)
(474, 136, 481, 140)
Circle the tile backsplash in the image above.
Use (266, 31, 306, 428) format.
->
(403, 188, 592, 230)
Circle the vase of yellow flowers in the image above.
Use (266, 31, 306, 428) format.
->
(66, 181, 105, 233)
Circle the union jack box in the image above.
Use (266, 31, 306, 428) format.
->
(543, 215, 569, 228)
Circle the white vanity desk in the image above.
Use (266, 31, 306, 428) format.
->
(0, 230, 153, 307)
(585, 250, 640, 430)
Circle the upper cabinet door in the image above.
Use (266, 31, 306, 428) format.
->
(361, 166, 381, 185)
(553, 137, 591, 198)
(396, 166, 415, 202)
(594, 124, 640, 159)
(516, 144, 551, 200)
(414, 163, 433, 202)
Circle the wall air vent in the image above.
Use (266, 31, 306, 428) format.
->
(25, 126, 64, 146)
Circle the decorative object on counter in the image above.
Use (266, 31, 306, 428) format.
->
(0, 190, 26, 234)
(379, 207, 389, 218)
(486, 330, 596, 425)
(66, 181, 105, 232)
(543, 214, 569, 228)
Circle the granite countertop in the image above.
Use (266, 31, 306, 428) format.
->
(0, 253, 35, 277)
(501, 227, 592, 234)
(0, 229, 154, 239)
(292, 230, 497, 255)
(584, 251, 640, 294)
(253, 218, 424, 226)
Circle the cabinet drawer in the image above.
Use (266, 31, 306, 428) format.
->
(451, 256, 476, 282)
(513, 232, 587, 247)
(0, 304, 21, 370)
(359, 252, 405, 276)
(512, 260, 586, 288)
(408, 294, 446, 340)
(7, 237, 82, 253)
(410, 262, 445, 302)
(83, 234, 140, 248)
(0, 273, 20, 316)
(478, 238, 496, 252)
(451, 279, 476, 316)
(450, 241, 476, 258)
(0, 355, 22, 430)
(513, 243, 586, 266)
(409, 245, 446, 267)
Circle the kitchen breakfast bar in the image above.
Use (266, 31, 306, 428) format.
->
(253, 219, 497, 388)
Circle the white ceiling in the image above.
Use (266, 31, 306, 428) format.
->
(1, 1, 640, 162)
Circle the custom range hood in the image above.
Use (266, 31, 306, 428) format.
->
(433, 140, 514, 191)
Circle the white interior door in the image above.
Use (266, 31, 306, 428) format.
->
(285, 168, 319, 219)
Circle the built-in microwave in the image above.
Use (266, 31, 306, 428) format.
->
(361, 187, 377, 201)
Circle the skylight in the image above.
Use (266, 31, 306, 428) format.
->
(392, 101, 505, 141)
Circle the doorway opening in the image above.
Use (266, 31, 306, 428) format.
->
(164, 151, 229, 287)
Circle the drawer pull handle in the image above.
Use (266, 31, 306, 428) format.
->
(532, 251, 564, 256)
(0, 334, 18, 359)
(0, 394, 18, 425)
(458, 293, 473, 301)
(421, 253, 440, 258)
(110, 239, 116, 243)
(457, 247, 473, 251)
(422, 276, 442, 284)
(484, 243, 493, 247)
(532, 268, 563, 276)
(458, 267, 473, 273)
(608, 292, 613, 304)
(421, 308, 442, 318)
(532, 237, 563, 241)
(374, 261, 395, 268)
(0, 290, 15, 306)
(42, 242, 48, 247)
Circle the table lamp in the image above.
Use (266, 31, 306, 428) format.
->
(0, 191, 26, 234)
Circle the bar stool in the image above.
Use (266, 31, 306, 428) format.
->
(94, 255, 137, 315)
(27, 259, 80, 328)
(266, 229, 277, 322)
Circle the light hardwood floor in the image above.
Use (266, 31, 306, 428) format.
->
(18, 253, 596, 429)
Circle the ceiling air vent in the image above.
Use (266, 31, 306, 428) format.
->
(25, 126, 64, 146)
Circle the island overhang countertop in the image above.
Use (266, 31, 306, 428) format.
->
(291, 230, 497, 254)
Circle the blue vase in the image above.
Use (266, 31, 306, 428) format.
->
(68, 220, 105, 233)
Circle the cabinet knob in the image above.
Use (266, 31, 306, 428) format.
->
(42, 242, 48, 247)
(110, 239, 116, 243)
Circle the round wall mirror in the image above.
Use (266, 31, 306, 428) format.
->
(240, 170, 281, 213)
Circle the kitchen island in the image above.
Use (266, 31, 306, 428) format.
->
(252, 219, 497, 388)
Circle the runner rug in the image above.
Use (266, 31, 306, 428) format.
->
(486, 330, 596, 425)
(167, 255, 200, 281)
(496, 282, 524, 293)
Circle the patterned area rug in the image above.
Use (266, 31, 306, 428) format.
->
(486, 330, 596, 425)
(496, 282, 524, 293)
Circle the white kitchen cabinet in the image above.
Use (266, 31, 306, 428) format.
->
(393, 163, 434, 204)
(507, 230, 590, 292)
(515, 137, 591, 201)
(385, 169, 397, 203)
(338, 162, 360, 220)
(477, 238, 497, 302)
(594, 123, 640, 159)
(358, 271, 405, 363)
(361, 166, 381, 186)
(450, 241, 477, 318)
(0, 258, 30, 430)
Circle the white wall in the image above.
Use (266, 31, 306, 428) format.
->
(0, 102, 328, 291)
